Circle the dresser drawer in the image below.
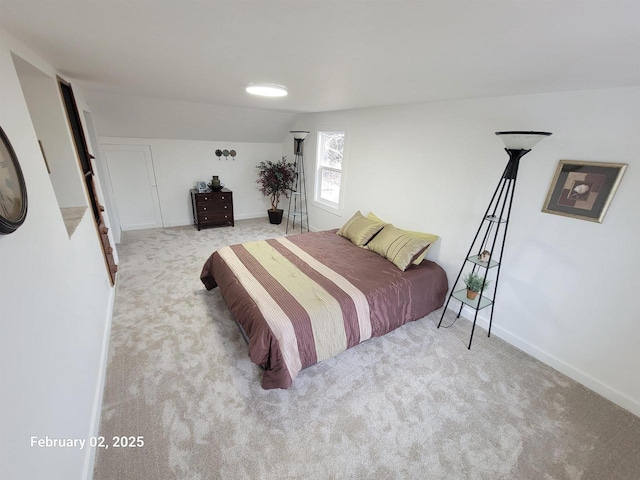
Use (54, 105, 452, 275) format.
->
(196, 191, 232, 205)
(197, 212, 233, 224)
(195, 203, 232, 214)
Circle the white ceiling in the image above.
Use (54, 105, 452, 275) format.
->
(2, 1, 639, 114)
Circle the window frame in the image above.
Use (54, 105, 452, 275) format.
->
(313, 130, 346, 216)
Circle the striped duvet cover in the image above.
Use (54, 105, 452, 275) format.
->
(201, 229, 448, 389)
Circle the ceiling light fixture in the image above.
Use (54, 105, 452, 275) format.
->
(246, 83, 288, 97)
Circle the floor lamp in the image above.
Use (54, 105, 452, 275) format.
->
(437, 131, 552, 348)
(286, 130, 310, 234)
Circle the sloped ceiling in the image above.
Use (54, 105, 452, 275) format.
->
(2, 0, 639, 116)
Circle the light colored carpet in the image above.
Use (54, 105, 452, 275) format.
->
(94, 219, 640, 480)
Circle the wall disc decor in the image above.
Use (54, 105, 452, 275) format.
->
(0, 126, 28, 234)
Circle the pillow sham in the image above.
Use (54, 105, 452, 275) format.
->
(403, 230, 439, 264)
(366, 212, 439, 264)
(366, 224, 434, 271)
(337, 211, 385, 247)
(366, 212, 385, 224)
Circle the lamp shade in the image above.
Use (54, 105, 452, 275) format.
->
(495, 131, 552, 150)
(290, 130, 309, 140)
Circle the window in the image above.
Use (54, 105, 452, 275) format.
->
(315, 131, 345, 211)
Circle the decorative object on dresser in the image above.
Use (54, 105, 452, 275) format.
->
(209, 175, 223, 191)
(286, 130, 310, 233)
(542, 160, 627, 223)
(190, 188, 234, 230)
(196, 181, 208, 193)
(438, 130, 552, 348)
(256, 156, 296, 225)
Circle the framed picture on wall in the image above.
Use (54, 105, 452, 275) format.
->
(542, 160, 627, 223)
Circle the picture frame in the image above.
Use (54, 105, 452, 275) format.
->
(542, 160, 627, 223)
(196, 181, 209, 193)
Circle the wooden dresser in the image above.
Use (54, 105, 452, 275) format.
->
(190, 188, 234, 230)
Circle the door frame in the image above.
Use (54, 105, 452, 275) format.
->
(58, 77, 118, 285)
(101, 143, 164, 231)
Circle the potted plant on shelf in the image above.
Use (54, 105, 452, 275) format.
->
(256, 156, 296, 224)
(463, 272, 491, 300)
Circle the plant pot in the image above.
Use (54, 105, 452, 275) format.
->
(466, 289, 479, 300)
(268, 209, 284, 225)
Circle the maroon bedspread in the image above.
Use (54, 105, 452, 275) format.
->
(201, 229, 448, 389)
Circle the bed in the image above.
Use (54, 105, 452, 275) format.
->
(200, 228, 448, 389)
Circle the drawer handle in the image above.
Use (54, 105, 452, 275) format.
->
(204, 197, 208, 200)
(203, 217, 208, 220)
(203, 207, 207, 210)
(224, 206, 228, 209)
(221, 196, 225, 200)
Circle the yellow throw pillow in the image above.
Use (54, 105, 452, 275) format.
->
(403, 230, 439, 264)
(337, 211, 385, 247)
(367, 224, 434, 271)
(367, 212, 438, 264)
(366, 212, 386, 224)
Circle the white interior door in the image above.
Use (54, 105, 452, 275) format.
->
(102, 144, 163, 231)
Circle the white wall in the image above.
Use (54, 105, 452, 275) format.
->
(99, 137, 284, 228)
(292, 86, 640, 416)
(88, 91, 297, 143)
(0, 30, 115, 480)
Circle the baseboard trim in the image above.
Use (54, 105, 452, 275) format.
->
(162, 213, 267, 228)
(448, 299, 640, 417)
(163, 216, 315, 228)
(82, 287, 116, 480)
(234, 212, 268, 221)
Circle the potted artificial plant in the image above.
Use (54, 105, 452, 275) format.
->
(463, 272, 491, 300)
(256, 156, 296, 224)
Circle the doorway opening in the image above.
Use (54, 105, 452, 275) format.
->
(11, 53, 87, 237)
(58, 77, 117, 285)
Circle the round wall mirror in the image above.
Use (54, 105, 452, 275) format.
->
(0, 126, 28, 234)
